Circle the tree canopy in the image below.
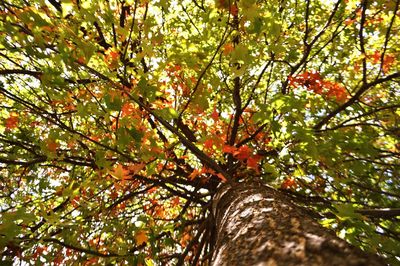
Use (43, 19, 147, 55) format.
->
(0, 0, 399, 265)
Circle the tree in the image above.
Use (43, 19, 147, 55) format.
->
(0, 0, 399, 265)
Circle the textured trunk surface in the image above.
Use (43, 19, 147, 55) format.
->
(211, 182, 385, 266)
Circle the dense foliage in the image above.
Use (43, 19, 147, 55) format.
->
(0, 0, 399, 265)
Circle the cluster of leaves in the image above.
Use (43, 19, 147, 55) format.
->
(0, 0, 399, 265)
(289, 71, 349, 102)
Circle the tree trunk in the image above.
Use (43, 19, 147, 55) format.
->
(211, 182, 386, 266)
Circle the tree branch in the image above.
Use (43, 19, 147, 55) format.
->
(78, 64, 233, 181)
(313, 72, 400, 130)
(356, 208, 400, 218)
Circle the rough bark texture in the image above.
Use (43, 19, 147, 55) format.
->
(211, 181, 386, 266)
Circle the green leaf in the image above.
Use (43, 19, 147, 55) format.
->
(334, 204, 363, 220)
(231, 44, 249, 63)
(117, 127, 132, 148)
(104, 93, 122, 111)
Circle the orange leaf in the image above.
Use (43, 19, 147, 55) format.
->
(344, 18, 355, 25)
(128, 163, 145, 174)
(180, 232, 191, 247)
(188, 169, 201, 180)
(171, 196, 180, 206)
(105, 50, 119, 68)
(281, 178, 297, 189)
(121, 102, 136, 117)
(223, 43, 234, 55)
(135, 230, 148, 245)
(383, 54, 395, 73)
(109, 164, 130, 180)
(217, 173, 227, 182)
(84, 258, 99, 266)
(47, 139, 58, 153)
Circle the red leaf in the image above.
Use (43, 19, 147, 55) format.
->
(204, 139, 214, 149)
(230, 4, 239, 16)
(222, 145, 236, 154)
(5, 113, 19, 129)
(234, 145, 252, 160)
(107, 50, 119, 61)
(247, 155, 261, 170)
(372, 50, 381, 64)
(211, 107, 219, 121)
(77, 56, 86, 64)
(290, 71, 349, 102)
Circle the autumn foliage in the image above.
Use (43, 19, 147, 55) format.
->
(0, 0, 399, 265)
(289, 71, 348, 102)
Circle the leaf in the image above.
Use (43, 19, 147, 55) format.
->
(217, 173, 227, 182)
(137, 78, 157, 102)
(211, 107, 219, 121)
(5, 113, 19, 129)
(188, 169, 201, 180)
(128, 127, 144, 144)
(116, 127, 129, 146)
(166, 108, 179, 119)
(263, 165, 278, 179)
(61, 1, 74, 17)
(109, 164, 130, 180)
(3, 1, 400, 263)
(222, 145, 236, 154)
(334, 204, 363, 219)
(222, 43, 234, 55)
(249, 17, 263, 34)
(281, 178, 297, 189)
(47, 139, 58, 153)
(135, 230, 148, 246)
(240, 0, 259, 20)
(128, 163, 146, 174)
(231, 44, 249, 63)
(104, 92, 123, 111)
(121, 103, 136, 117)
(234, 145, 252, 160)
(203, 139, 214, 150)
(246, 155, 261, 170)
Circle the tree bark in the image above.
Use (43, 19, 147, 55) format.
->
(211, 181, 386, 266)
